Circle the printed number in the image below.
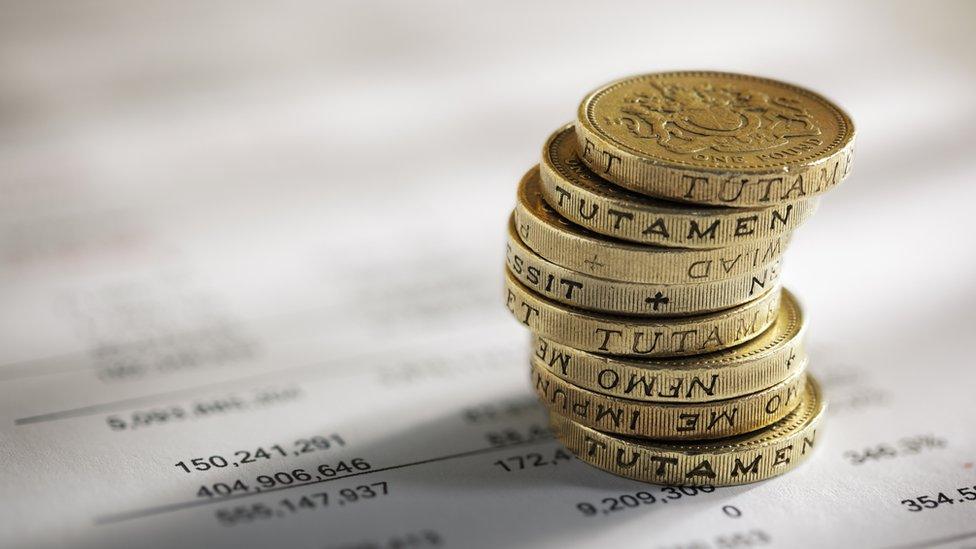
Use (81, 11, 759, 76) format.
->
(723, 505, 743, 518)
(957, 487, 976, 501)
(197, 480, 249, 498)
(901, 499, 923, 512)
(175, 455, 228, 473)
(318, 458, 371, 477)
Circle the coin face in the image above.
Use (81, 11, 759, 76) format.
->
(576, 72, 855, 205)
(581, 71, 851, 170)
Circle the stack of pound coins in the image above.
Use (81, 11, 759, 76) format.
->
(503, 71, 855, 487)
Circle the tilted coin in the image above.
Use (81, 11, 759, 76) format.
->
(530, 288, 804, 401)
(533, 363, 806, 440)
(514, 166, 790, 284)
(550, 375, 825, 486)
(575, 71, 855, 207)
(505, 217, 781, 316)
(505, 270, 781, 357)
(540, 124, 816, 247)
(531, 288, 803, 400)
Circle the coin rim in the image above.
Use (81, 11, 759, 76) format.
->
(552, 374, 823, 452)
(515, 166, 791, 284)
(577, 71, 855, 172)
(540, 123, 817, 247)
(535, 362, 808, 440)
(505, 217, 784, 316)
(530, 288, 805, 401)
(506, 269, 782, 357)
(548, 376, 825, 485)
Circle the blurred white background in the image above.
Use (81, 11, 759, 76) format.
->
(2, 0, 974, 312)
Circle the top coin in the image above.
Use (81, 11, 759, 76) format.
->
(576, 71, 855, 206)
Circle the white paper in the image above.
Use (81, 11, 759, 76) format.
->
(2, 2, 975, 548)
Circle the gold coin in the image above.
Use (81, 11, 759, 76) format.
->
(506, 270, 781, 357)
(550, 375, 825, 486)
(540, 124, 817, 247)
(576, 72, 855, 207)
(534, 362, 806, 440)
(530, 288, 804, 401)
(505, 217, 782, 316)
(514, 167, 790, 284)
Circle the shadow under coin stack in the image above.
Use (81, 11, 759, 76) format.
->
(504, 71, 855, 486)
